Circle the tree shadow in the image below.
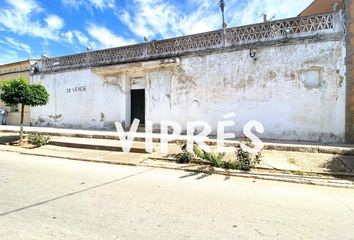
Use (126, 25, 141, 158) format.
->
(179, 165, 231, 181)
(0, 135, 20, 145)
(320, 155, 354, 180)
(179, 165, 212, 180)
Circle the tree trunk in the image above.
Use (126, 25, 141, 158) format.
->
(20, 104, 24, 142)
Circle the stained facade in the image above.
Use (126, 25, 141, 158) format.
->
(29, 11, 349, 143)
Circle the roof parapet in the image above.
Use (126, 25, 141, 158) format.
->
(39, 11, 342, 73)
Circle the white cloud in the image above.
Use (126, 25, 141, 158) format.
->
(90, 0, 115, 10)
(61, 31, 74, 43)
(0, 48, 23, 65)
(227, 0, 314, 27)
(86, 23, 135, 49)
(120, 0, 180, 38)
(72, 30, 98, 50)
(73, 31, 89, 46)
(0, 37, 32, 54)
(62, 0, 115, 11)
(6, 0, 42, 15)
(0, 0, 65, 41)
(45, 15, 65, 30)
(118, 0, 313, 40)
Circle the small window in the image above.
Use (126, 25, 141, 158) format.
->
(303, 69, 321, 88)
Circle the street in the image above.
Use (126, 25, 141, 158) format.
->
(0, 151, 353, 240)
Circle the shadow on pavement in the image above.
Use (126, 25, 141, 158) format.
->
(0, 168, 154, 217)
(0, 135, 20, 145)
(179, 165, 231, 181)
(321, 155, 354, 181)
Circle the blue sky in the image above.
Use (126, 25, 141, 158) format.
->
(0, 0, 313, 64)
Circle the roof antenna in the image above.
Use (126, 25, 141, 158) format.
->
(261, 13, 275, 22)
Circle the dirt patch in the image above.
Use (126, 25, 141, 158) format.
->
(0, 134, 37, 149)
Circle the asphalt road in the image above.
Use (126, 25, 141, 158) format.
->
(0, 151, 353, 240)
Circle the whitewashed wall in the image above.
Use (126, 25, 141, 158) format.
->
(147, 41, 346, 142)
(32, 39, 346, 142)
(31, 69, 126, 129)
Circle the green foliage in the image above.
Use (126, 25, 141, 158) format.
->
(175, 140, 193, 163)
(175, 151, 194, 163)
(193, 145, 224, 167)
(0, 77, 30, 106)
(221, 161, 241, 170)
(192, 145, 204, 158)
(176, 140, 225, 167)
(0, 77, 49, 141)
(0, 77, 49, 107)
(176, 137, 262, 171)
(236, 137, 262, 171)
(27, 133, 50, 147)
(28, 84, 49, 106)
(236, 147, 252, 170)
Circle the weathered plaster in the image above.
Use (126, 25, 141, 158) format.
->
(147, 40, 346, 142)
(31, 38, 346, 142)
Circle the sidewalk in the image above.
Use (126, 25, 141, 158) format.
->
(0, 143, 353, 189)
(1, 125, 354, 188)
(1, 125, 354, 155)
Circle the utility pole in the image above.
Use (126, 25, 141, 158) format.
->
(220, 0, 226, 46)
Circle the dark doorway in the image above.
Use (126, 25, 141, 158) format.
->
(131, 89, 145, 124)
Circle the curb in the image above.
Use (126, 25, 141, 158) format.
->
(140, 162, 354, 189)
(1, 148, 353, 189)
(2, 129, 354, 156)
(48, 140, 149, 153)
(147, 156, 354, 178)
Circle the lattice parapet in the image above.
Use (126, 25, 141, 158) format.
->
(226, 13, 335, 44)
(40, 12, 340, 73)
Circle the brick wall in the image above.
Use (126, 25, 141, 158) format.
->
(299, 0, 344, 16)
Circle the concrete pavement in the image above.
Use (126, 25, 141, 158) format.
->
(0, 151, 353, 240)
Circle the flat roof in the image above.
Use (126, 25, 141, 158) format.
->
(0, 59, 36, 68)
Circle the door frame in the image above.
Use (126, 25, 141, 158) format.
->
(124, 74, 147, 130)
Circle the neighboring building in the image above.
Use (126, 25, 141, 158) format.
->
(0, 60, 33, 126)
(299, 0, 344, 16)
(31, 10, 347, 143)
(343, 0, 354, 143)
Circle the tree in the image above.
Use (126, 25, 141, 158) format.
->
(0, 77, 49, 142)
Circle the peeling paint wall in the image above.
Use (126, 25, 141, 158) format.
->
(31, 69, 125, 129)
(31, 38, 346, 142)
(147, 40, 346, 142)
